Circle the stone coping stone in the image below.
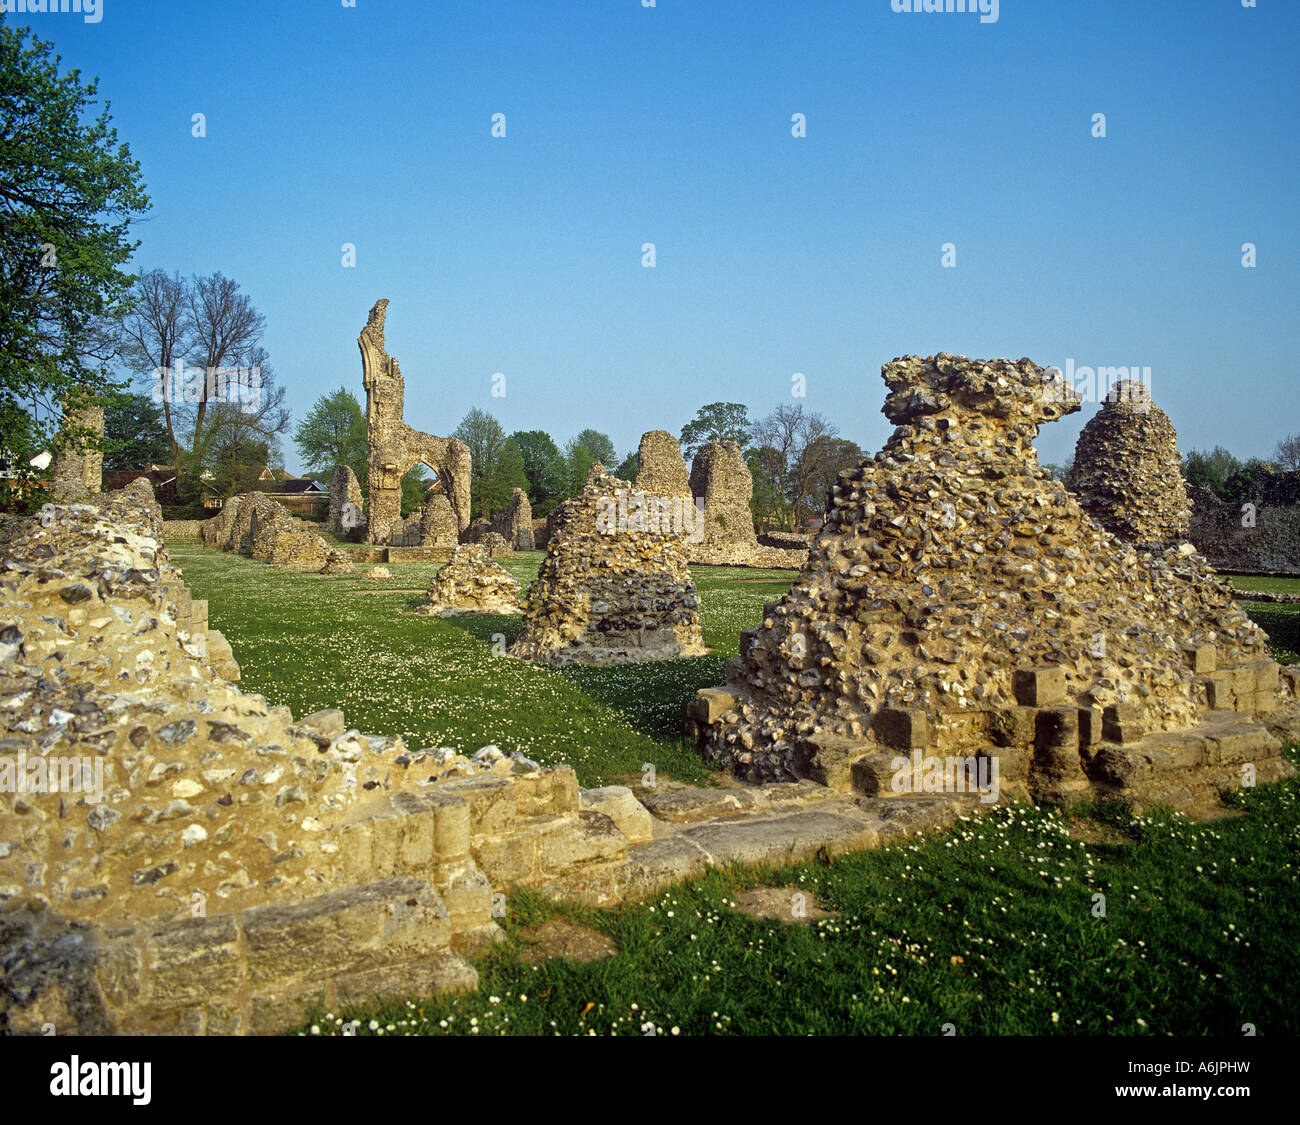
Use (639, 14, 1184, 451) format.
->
(618, 795, 977, 899)
(638, 780, 839, 824)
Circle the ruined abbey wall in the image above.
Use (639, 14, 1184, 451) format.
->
(689, 355, 1299, 811)
(49, 397, 104, 503)
(358, 300, 471, 545)
(1187, 478, 1300, 576)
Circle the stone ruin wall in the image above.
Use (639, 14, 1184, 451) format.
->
(1072, 380, 1192, 547)
(687, 440, 808, 569)
(510, 464, 708, 665)
(0, 479, 686, 1035)
(415, 544, 521, 617)
(7, 480, 910, 1036)
(201, 492, 331, 572)
(635, 430, 693, 500)
(49, 396, 104, 503)
(1187, 474, 1300, 576)
(630, 430, 807, 570)
(688, 355, 1299, 812)
(358, 299, 472, 545)
(1074, 386, 1300, 575)
(324, 465, 364, 539)
(487, 488, 534, 551)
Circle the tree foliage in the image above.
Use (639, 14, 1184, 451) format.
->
(680, 402, 751, 461)
(0, 23, 149, 488)
(453, 407, 517, 518)
(568, 428, 616, 468)
(511, 429, 567, 516)
(294, 387, 367, 486)
(615, 451, 639, 481)
(1181, 446, 1244, 498)
(565, 443, 596, 498)
(101, 391, 169, 470)
(401, 465, 429, 518)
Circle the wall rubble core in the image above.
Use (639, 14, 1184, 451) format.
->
(687, 354, 1300, 812)
(7, 357, 1300, 1038)
(509, 464, 708, 665)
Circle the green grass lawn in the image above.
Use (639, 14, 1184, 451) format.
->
(169, 546, 796, 788)
(1226, 575, 1300, 665)
(171, 548, 1300, 1035)
(301, 772, 1300, 1036)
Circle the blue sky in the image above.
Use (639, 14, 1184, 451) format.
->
(19, 0, 1300, 474)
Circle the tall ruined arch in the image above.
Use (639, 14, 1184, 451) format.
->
(358, 299, 472, 543)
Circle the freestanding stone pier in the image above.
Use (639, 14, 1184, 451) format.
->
(688, 355, 1300, 814)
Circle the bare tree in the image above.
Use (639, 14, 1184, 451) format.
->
(118, 269, 190, 467)
(198, 343, 288, 482)
(1274, 434, 1300, 472)
(750, 404, 838, 530)
(185, 272, 268, 470)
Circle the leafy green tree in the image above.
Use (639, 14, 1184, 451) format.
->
(206, 434, 272, 500)
(0, 24, 150, 498)
(1182, 447, 1243, 498)
(401, 465, 430, 518)
(746, 447, 783, 530)
(453, 407, 509, 518)
(102, 391, 169, 470)
(493, 438, 530, 505)
(615, 451, 639, 481)
(511, 429, 567, 515)
(680, 402, 751, 461)
(1221, 459, 1271, 506)
(569, 429, 616, 467)
(565, 443, 596, 498)
(294, 387, 367, 486)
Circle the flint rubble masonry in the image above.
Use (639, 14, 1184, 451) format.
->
(688, 354, 1300, 813)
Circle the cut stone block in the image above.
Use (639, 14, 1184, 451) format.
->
(796, 732, 872, 791)
(688, 687, 738, 725)
(989, 706, 1037, 748)
(873, 708, 930, 750)
(1013, 666, 1065, 707)
(1102, 702, 1145, 744)
(639, 787, 752, 823)
(580, 786, 654, 844)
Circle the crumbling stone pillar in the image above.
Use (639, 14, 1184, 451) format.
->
(685, 440, 805, 567)
(49, 394, 103, 502)
(510, 464, 708, 664)
(325, 464, 364, 537)
(488, 487, 534, 550)
(1072, 379, 1191, 547)
(358, 299, 472, 544)
(635, 430, 693, 499)
(420, 492, 459, 547)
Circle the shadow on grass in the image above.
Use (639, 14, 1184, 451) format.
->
(1240, 605, 1300, 663)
